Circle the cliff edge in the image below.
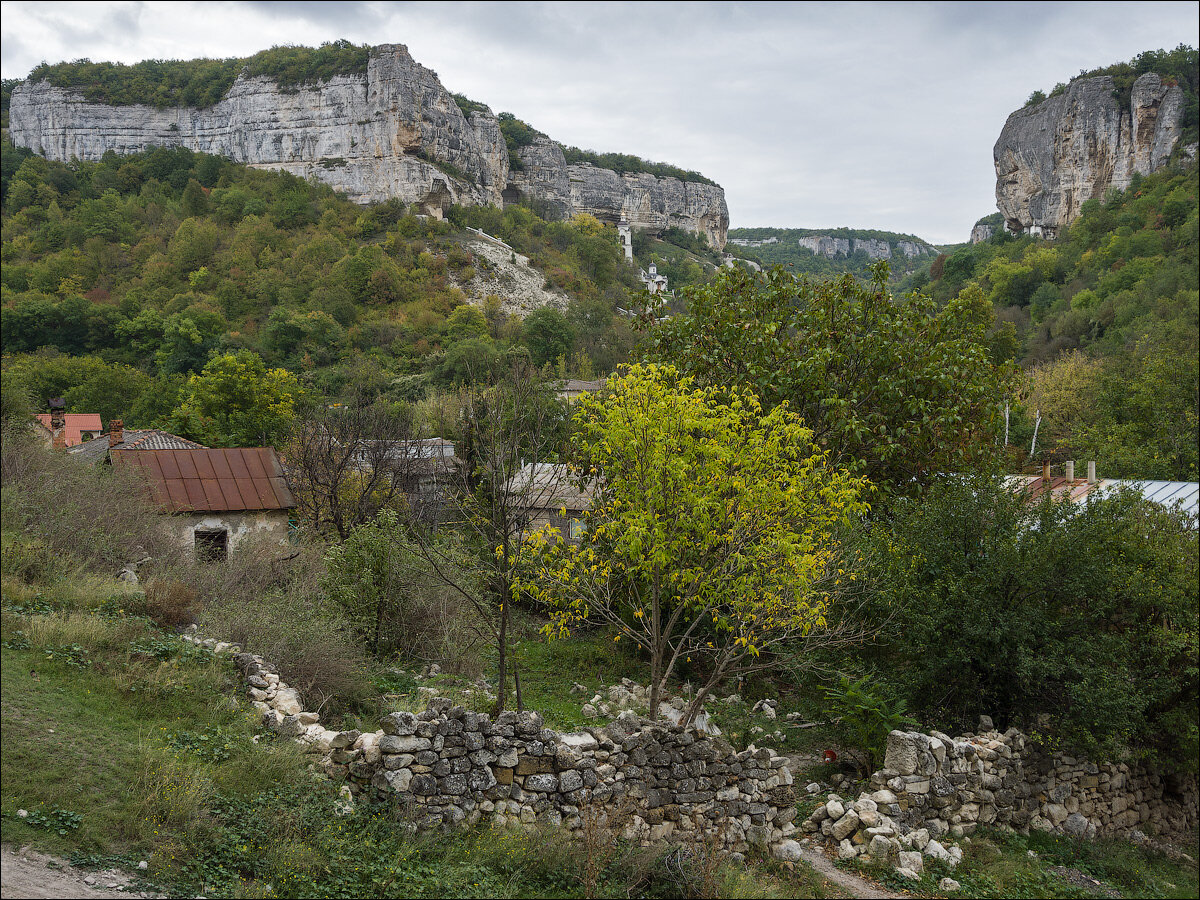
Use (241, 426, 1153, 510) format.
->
(994, 73, 1185, 237)
(9, 44, 728, 248)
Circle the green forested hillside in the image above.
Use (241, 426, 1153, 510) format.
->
(915, 162, 1199, 480)
(0, 139, 647, 437)
(726, 226, 937, 280)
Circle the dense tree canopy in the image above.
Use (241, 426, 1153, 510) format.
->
(912, 162, 1199, 479)
(645, 264, 1013, 500)
(850, 475, 1198, 772)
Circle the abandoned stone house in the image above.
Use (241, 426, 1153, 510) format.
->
(504, 462, 595, 542)
(555, 379, 606, 404)
(112, 447, 296, 560)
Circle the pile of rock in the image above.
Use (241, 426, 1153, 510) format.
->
(230, 653, 799, 857)
(802, 789, 964, 881)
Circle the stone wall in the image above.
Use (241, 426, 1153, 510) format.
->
(803, 724, 1198, 868)
(231, 650, 801, 858)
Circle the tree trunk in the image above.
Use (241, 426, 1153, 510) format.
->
(495, 596, 509, 714)
(513, 659, 523, 711)
(648, 573, 663, 718)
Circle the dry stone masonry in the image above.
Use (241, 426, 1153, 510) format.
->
(229, 650, 801, 858)
(802, 721, 1198, 880)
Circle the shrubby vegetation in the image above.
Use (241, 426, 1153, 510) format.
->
(907, 161, 1198, 479)
(1, 141, 643, 445)
(845, 475, 1198, 772)
(561, 145, 718, 186)
(25, 41, 371, 109)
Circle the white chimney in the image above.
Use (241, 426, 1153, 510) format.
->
(1087, 461, 1097, 484)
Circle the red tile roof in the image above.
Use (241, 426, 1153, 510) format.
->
(35, 413, 104, 447)
(112, 448, 296, 513)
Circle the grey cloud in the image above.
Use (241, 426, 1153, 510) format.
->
(2, 1, 1197, 242)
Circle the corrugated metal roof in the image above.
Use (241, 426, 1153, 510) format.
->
(67, 429, 205, 464)
(1007, 475, 1198, 519)
(35, 413, 104, 446)
(112, 448, 296, 513)
(505, 462, 595, 511)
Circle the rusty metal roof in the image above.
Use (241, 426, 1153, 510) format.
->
(68, 429, 206, 464)
(1007, 475, 1198, 519)
(112, 448, 296, 513)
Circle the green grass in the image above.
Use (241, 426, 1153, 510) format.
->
(0, 569, 845, 898)
(842, 826, 1200, 899)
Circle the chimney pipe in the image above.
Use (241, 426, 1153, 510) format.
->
(1065, 460, 1075, 482)
(108, 419, 124, 448)
(1041, 462, 1051, 481)
(49, 398, 66, 451)
(1087, 461, 1097, 484)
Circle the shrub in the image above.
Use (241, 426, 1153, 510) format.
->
(144, 579, 198, 628)
(853, 475, 1199, 771)
(822, 673, 916, 774)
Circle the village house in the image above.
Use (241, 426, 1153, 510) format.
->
(504, 462, 595, 543)
(1007, 461, 1198, 522)
(35, 399, 102, 449)
(67, 419, 206, 464)
(112, 447, 297, 560)
(348, 436, 459, 515)
(555, 379, 606, 404)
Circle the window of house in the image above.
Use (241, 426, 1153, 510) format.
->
(569, 517, 587, 541)
(194, 528, 229, 562)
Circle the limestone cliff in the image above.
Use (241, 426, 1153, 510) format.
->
(994, 73, 1184, 237)
(9, 43, 728, 247)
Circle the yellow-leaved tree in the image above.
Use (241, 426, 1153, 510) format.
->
(520, 364, 868, 724)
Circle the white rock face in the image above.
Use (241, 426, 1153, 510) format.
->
(11, 45, 498, 212)
(994, 73, 1184, 237)
(10, 43, 729, 247)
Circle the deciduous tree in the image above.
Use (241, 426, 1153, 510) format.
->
(645, 265, 1012, 501)
(521, 364, 867, 723)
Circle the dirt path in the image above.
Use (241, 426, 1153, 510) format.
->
(798, 843, 910, 900)
(1, 846, 157, 900)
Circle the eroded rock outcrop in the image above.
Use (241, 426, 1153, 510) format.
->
(9, 44, 728, 247)
(994, 73, 1185, 237)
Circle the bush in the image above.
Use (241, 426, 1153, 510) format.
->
(192, 538, 374, 713)
(322, 511, 485, 672)
(853, 475, 1199, 771)
(144, 579, 199, 628)
(0, 428, 186, 574)
(822, 673, 915, 774)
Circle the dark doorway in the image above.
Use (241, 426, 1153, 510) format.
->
(194, 528, 229, 562)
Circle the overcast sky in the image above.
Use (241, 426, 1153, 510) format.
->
(2, 2, 1198, 243)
